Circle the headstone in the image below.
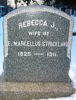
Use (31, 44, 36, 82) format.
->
(3, 5, 73, 82)
(3, 5, 74, 99)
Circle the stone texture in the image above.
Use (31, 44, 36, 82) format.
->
(0, 81, 75, 100)
(3, 5, 73, 82)
(0, 73, 75, 99)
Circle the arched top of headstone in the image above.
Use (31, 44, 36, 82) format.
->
(4, 5, 73, 22)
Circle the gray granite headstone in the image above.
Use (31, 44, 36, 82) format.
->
(3, 5, 73, 82)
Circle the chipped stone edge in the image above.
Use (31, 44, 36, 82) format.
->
(3, 5, 73, 58)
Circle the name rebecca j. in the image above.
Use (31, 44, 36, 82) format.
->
(19, 19, 48, 29)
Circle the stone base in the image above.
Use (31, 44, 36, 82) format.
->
(0, 82, 75, 100)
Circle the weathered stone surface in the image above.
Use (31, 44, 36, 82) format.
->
(0, 81, 75, 100)
(0, 74, 75, 99)
(3, 5, 73, 82)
